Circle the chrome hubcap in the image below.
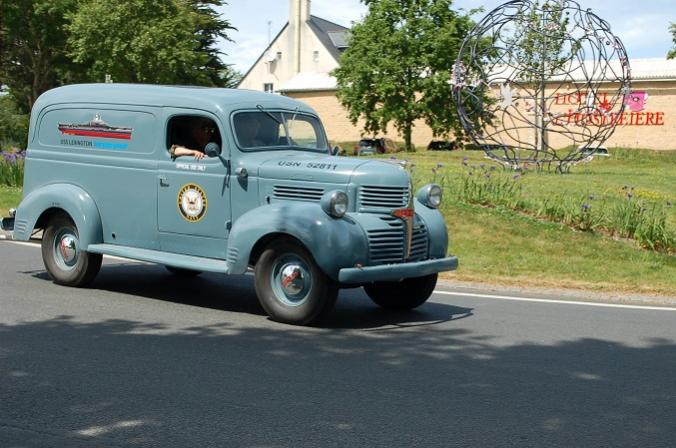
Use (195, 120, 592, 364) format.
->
(280, 264, 305, 296)
(271, 255, 312, 307)
(53, 229, 79, 270)
(59, 235, 77, 264)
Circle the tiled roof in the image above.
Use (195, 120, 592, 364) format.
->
(308, 15, 350, 62)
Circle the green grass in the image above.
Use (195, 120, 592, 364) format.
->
(0, 186, 21, 217)
(444, 201, 676, 295)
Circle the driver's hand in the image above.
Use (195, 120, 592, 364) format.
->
(194, 151, 205, 160)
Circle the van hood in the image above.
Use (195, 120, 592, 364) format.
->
(257, 152, 370, 184)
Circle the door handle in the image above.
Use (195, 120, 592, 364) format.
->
(159, 175, 170, 187)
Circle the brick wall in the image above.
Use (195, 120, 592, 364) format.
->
(286, 80, 676, 150)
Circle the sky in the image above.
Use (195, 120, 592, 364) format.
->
(217, 0, 675, 73)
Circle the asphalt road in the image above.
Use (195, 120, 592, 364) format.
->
(1, 240, 675, 448)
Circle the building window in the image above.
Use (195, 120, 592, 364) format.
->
(313, 51, 319, 63)
(276, 52, 282, 60)
(263, 83, 274, 94)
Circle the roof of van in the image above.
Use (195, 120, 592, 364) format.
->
(33, 84, 315, 115)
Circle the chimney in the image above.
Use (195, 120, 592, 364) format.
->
(289, 0, 311, 74)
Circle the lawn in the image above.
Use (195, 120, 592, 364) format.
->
(0, 186, 21, 217)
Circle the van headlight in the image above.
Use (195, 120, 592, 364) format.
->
(321, 190, 348, 218)
(417, 184, 442, 209)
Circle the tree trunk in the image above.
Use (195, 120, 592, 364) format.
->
(404, 122, 412, 152)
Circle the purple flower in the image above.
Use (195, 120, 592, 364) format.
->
(581, 204, 591, 212)
(2, 152, 17, 164)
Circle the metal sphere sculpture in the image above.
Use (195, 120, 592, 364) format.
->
(453, 0, 631, 171)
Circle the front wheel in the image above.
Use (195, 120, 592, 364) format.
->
(254, 239, 338, 325)
(364, 274, 438, 310)
(41, 214, 102, 287)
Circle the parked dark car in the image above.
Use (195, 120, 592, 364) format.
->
(427, 140, 458, 151)
(353, 138, 400, 155)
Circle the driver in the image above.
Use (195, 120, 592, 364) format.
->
(170, 117, 216, 160)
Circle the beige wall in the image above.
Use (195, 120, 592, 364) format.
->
(287, 81, 676, 150)
(286, 90, 436, 147)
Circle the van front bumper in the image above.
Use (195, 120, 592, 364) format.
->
(338, 256, 458, 284)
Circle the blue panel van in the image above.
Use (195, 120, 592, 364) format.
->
(2, 84, 458, 325)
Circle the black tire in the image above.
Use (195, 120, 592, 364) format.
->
(165, 266, 202, 277)
(254, 238, 338, 325)
(41, 214, 102, 287)
(364, 273, 438, 310)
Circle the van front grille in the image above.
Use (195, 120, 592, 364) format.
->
(367, 216, 429, 265)
(273, 185, 324, 202)
(359, 185, 410, 210)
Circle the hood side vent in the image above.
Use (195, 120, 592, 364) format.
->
(273, 185, 324, 202)
(359, 185, 410, 211)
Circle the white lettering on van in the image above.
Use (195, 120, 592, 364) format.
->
(176, 163, 206, 172)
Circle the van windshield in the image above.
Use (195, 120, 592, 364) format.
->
(233, 110, 329, 152)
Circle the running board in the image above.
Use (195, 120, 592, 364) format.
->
(87, 244, 229, 273)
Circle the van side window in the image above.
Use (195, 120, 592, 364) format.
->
(167, 115, 221, 159)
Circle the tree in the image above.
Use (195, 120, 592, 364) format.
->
(0, 0, 79, 113)
(0, 95, 29, 148)
(332, 0, 475, 151)
(669, 23, 676, 59)
(67, 0, 235, 86)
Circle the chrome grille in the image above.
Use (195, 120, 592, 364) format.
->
(409, 224, 429, 261)
(367, 216, 429, 265)
(359, 185, 410, 210)
(273, 185, 324, 202)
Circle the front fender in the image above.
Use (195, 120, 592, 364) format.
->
(14, 184, 103, 248)
(227, 203, 368, 281)
(414, 199, 449, 258)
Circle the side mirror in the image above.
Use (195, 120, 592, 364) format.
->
(331, 145, 342, 156)
(204, 142, 221, 158)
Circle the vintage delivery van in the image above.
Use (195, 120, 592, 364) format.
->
(2, 84, 458, 324)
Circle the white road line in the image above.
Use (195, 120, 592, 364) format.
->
(434, 290, 676, 312)
(5, 239, 674, 310)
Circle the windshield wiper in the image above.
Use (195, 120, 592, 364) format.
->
(256, 104, 283, 126)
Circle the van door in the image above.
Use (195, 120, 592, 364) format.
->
(157, 110, 231, 259)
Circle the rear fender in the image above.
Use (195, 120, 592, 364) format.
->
(13, 184, 103, 248)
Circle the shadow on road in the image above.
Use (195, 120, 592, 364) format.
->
(1, 314, 675, 446)
(27, 262, 474, 330)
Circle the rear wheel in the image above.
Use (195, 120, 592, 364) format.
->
(364, 274, 438, 310)
(255, 238, 338, 325)
(41, 214, 102, 286)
